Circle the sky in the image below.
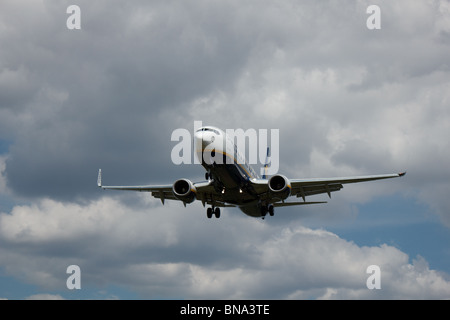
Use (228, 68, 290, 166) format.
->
(1, 0, 450, 300)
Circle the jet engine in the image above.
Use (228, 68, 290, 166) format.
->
(268, 174, 291, 200)
(172, 179, 196, 204)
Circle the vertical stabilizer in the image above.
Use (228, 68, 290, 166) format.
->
(262, 147, 269, 179)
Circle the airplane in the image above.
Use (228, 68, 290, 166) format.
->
(97, 125, 405, 219)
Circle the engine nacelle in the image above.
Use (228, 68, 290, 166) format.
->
(172, 179, 197, 204)
(268, 174, 291, 200)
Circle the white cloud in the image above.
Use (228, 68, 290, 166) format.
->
(25, 294, 65, 300)
(0, 156, 7, 194)
(0, 195, 449, 299)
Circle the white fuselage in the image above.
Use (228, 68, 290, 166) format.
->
(194, 126, 265, 217)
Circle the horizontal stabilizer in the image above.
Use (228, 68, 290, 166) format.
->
(273, 201, 327, 207)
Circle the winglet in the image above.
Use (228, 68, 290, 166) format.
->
(97, 169, 102, 187)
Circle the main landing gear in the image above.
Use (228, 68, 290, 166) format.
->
(261, 204, 274, 220)
(206, 207, 221, 219)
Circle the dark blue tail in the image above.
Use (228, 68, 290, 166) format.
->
(262, 147, 269, 179)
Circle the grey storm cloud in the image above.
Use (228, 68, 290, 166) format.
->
(1, 0, 258, 200)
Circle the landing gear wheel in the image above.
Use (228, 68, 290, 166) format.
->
(206, 207, 213, 219)
(214, 207, 221, 218)
(260, 205, 268, 216)
(268, 205, 274, 216)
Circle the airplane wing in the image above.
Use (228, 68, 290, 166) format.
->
(251, 172, 406, 204)
(97, 169, 174, 203)
(97, 169, 233, 207)
(289, 172, 406, 200)
(97, 169, 172, 191)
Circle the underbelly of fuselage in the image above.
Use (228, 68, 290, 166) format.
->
(200, 163, 271, 218)
(200, 154, 269, 218)
(203, 162, 259, 206)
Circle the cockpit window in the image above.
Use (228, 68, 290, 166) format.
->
(196, 128, 220, 135)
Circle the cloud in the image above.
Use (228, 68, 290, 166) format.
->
(25, 294, 65, 300)
(0, 195, 449, 299)
(1, 0, 261, 201)
(0, 156, 7, 193)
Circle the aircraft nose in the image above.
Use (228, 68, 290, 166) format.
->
(194, 130, 214, 164)
(194, 131, 205, 151)
(194, 130, 214, 151)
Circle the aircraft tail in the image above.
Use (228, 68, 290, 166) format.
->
(262, 147, 269, 179)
